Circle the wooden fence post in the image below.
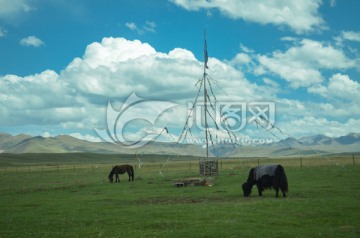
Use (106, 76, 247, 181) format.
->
(353, 154, 355, 166)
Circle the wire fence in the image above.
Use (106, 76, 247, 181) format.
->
(0, 154, 357, 174)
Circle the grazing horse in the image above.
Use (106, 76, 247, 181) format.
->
(242, 164, 288, 198)
(108, 164, 134, 183)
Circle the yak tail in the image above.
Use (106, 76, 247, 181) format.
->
(278, 165, 288, 192)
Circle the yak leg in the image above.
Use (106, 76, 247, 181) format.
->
(273, 178, 280, 198)
(256, 184, 263, 196)
(275, 188, 279, 197)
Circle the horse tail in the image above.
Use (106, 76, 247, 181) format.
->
(108, 167, 115, 179)
(277, 165, 288, 192)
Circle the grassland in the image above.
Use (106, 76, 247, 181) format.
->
(0, 154, 359, 237)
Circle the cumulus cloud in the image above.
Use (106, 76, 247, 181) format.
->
(309, 73, 360, 102)
(257, 39, 356, 88)
(20, 35, 44, 47)
(0, 70, 88, 126)
(170, 0, 325, 34)
(1, 37, 273, 137)
(1, 36, 358, 139)
(62, 37, 268, 102)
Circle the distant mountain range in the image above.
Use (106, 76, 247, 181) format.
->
(0, 132, 359, 157)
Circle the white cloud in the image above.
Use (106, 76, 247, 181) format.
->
(309, 73, 360, 102)
(230, 53, 251, 65)
(62, 37, 267, 103)
(329, 0, 336, 7)
(263, 78, 279, 89)
(257, 39, 356, 88)
(69, 133, 102, 142)
(280, 36, 298, 42)
(42, 132, 52, 138)
(266, 96, 360, 138)
(2, 37, 358, 139)
(341, 31, 360, 42)
(239, 43, 253, 53)
(0, 27, 6, 37)
(1, 37, 271, 132)
(170, 0, 325, 34)
(0, 0, 34, 19)
(143, 21, 156, 33)
(335, 31, 360, 46)
(125, 21, 156, 34)
(125, 22, 137, 31)
(287, 117, 360, 137)
(20, 35, 44, 47)
(0, 70, 87, 126)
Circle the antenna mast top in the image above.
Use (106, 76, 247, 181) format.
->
(203, 30, 209, 159)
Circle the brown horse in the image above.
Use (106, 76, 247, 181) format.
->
(108, 164, 134, 183)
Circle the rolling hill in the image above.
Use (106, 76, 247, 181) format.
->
(0, 132, 359, 157)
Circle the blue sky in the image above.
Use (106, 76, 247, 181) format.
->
(0, 0, 359, 145)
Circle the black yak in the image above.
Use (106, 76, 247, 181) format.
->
(242, 164, 288, 198)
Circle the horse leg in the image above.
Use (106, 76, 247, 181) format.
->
(116, 174, 120, 183)
(128, 168, 134, 181)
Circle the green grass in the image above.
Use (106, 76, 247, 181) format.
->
(0, 157, 359, 237)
